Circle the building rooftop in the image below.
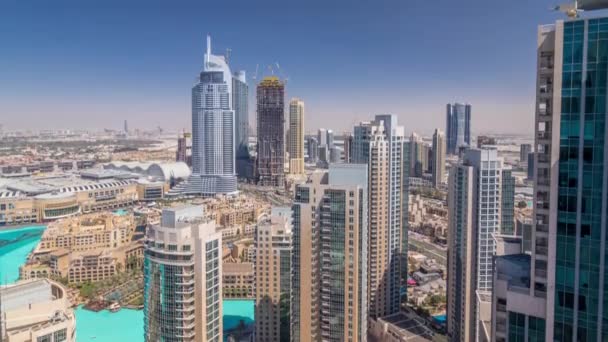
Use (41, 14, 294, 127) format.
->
(495, 253, 531, 291)
(378, 311, 435, 341)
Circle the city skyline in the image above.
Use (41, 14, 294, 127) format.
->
(0, 0, 587, 135)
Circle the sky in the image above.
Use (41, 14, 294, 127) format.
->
(0, 0, 586, 135)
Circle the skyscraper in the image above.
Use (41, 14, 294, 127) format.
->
(233, 70, 250, 178)
(353, 114, 405, 319)
(288, 98, 305, 175)
(490, 12, 608, 341)
(501, 169, 515, 235)
(144, 206, 222, 342)
(176, 131, 192, 166)
(317, 128, 327, 146)
(306, 136, 318, 163)
(343, 133, 353, 163)
(519, 143, 532, 163)
(408, 132, 429, 178)
(186, 36, 237, 195)
(431, 129, 446, 188)
(255, 207, 292, 342)
(257, 76, 285, 187)
(446, 102, 472, 154)
(291, 164, 368, 342)
(447, 147, 503, 341)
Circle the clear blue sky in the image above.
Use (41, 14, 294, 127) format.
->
(0, 0, 581, 135)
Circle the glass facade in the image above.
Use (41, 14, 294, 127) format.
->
(554, 18, 607, 341)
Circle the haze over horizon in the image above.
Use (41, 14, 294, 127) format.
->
(0, 0, 587, 135)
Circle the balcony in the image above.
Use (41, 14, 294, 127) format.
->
(537, 131, 551, 141)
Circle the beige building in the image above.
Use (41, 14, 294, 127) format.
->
(288, 98, 305, 175)
(144, 206, 223, 342)
(254, 208, 292, 342)
(431, 128, 446, 188)
(291, 165, 368, 342)
(0, 179, 138, 226)
(223, 262, 254, 299)
(20, 212, 143, 284)
(353, 115, 406, 319)
(0, 279, 76, 342)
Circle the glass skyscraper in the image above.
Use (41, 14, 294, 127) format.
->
(182, 36, 237, 195)
(490, 11, 608, 342)
(446, 102, 471, 155)
(256, 76, 285, 187)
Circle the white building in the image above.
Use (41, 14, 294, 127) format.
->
(0, 279, 76, 342)
(447, 147, 503, 342)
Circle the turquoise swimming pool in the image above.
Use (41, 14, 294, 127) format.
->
(0, 225, 46, 285)
(0, 225, 255, 341)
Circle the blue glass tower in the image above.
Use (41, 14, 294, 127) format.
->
(446, 103, 471, 155)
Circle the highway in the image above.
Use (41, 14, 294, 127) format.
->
(408, 233, 447, 267)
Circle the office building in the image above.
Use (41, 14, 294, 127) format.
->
(144, 206, 222, 342)
(306, 136, 318, 163)
(255, 207, 292, 342)
(353, 114, 405, 319)
(431, 129, 446, 188)
(186, 36, 237, 195)
(527, 152, 535, 180)
(447, 147, 503, 341)
(0, 279, 76, 342)
(408, 133, 429, 178)
(317, 128, 327, 146)
(288, 98, 305, 175)
(233, 70, 250, 179)
(343, 133, 353, 163)
(291, 165, 368, 342)
(519, 143, 532, 163)
(446, 103, 472, 154)
(326, 129, 334, 148)
(256, 76, 285, 187)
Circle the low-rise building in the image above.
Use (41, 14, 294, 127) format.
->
(223, 262, 254, 299)
(0, 279, 76, 342)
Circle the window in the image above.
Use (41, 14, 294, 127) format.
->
(54, 328, 67, 342)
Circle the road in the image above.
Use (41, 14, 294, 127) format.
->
(408, 233, 447, 267)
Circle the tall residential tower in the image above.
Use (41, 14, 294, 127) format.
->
(144, 206, 222, 342)
(288, 98, 305, 175)
(431, 129, 446, 187)
(291, 165, 368, 342)
(353, 114, 405, 319)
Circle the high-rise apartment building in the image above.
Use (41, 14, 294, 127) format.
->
(176, 131, 192, 166)
(353, 114, 405, 319)
(291, 164, 368, 342)
(408, 132, 430, 178)
(144, 206, 222, 342)
(447, 147, 503, 341)
(490, 12, 608, 341)
(446, 103, 472, 154)
(501, 169, 515, 235)
(255, 207, 292, 342)
(185, 36, 237, 195)
(317, 128, 327, 146)
(431, 129, 446, 188)
(257, 76, 285, 187)
(519, 143, 532, 163)
(233, 70, 250, 178)
(288, 98, 305, 175)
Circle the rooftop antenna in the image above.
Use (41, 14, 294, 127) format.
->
(206, 35, 211, 67)
(225, 48, 232, 65)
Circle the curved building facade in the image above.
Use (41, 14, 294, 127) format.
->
(185, 36, 237, 196)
